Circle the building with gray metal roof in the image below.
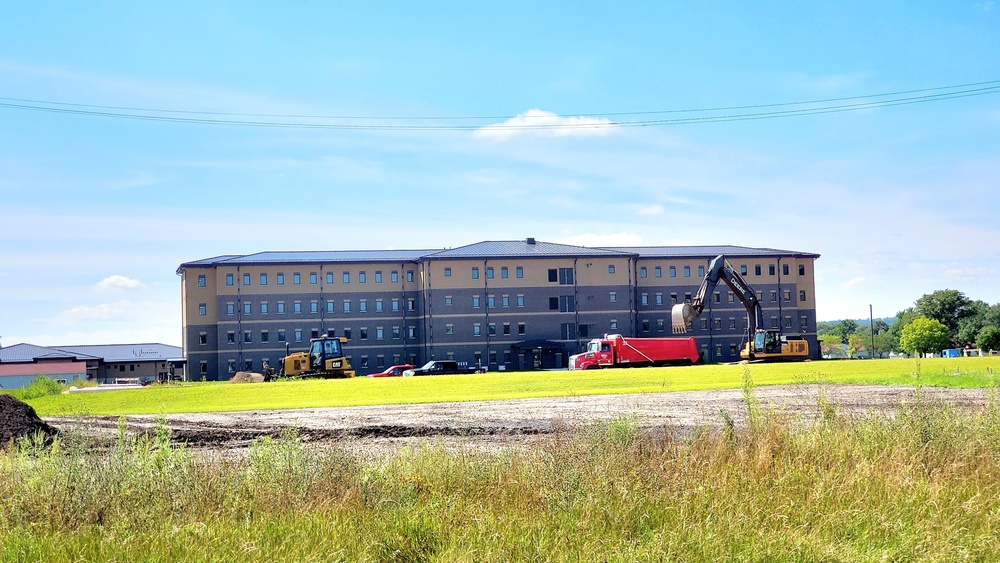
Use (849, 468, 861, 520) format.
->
(0, 342, 184, 388)
(178, 238, 820, 380)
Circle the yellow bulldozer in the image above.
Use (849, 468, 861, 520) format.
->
(280, 336, 356, 378)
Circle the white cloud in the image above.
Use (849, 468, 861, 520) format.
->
(637, 203, 665, 216)
(557, 232, 645, 247)
(95, 275, 146, 292)
(941, 266, 994, 280)
(840, 277, 866, 290)
(474, 109, 616, 141)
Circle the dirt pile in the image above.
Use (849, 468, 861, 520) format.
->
(229, 371, 265, 383)
(0, 395, 59, 449)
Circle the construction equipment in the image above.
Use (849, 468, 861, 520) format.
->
(568, 334, 699, 370)
(671, 255, 809, 361)
(279, 336, 356, 378)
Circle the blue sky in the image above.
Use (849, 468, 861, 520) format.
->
(2, 2, 998, 347)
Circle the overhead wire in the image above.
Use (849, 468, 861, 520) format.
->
(0, 80, 998, 130)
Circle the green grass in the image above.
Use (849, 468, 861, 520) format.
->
(18, 356, 1000, 417)
(4, 383, 1000, 561)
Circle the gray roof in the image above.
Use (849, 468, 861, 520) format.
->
(605, 245, 821, 259)
(52, 343, 182, 363)
(0, 343, 92, 363)
(179, 240, 819, 270)
(425, 240, 633, 260)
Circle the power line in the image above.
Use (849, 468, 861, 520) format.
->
(1, 80, 998, 130)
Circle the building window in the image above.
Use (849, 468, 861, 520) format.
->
(227, 331, 235, 344)
(359, 272, 367, 283)
(769, 264, 776, 276)
(293, 272, 301, 284)
(227, 360, 236, 373)
(261, 330, 269, 343)
(325, 272, 333, 284)
(407, 298, 415, 311)
(444, 296, 453, 306)
(309, 272, 317, 284)
(715, 318, 722, 330)
(243, 273, 251, 286)
(550, 297, 559, 310)
(198, 303, 207, 316)
(698, 265, 705, 277)
(502, 295, 510, 307)
(407, 326, 416, 339)
(655, 266, 662, 278)
(244, 330, 252, 343)
(243, 302, 251, 315)
(501, 266, 509, 278)
(294, 302, 302, 314)
(198, 275, 206, 287)
(801, 315, 808, 328)
(608, 265, 616, 274)
(376, 327, 384, 340)
(741, 265, 748, 276)
(488, 323, 496, 336)
(671, 293, 677, 304)
(656, 293, 663, 305)
(392, 298, 400, 311)
(200, 361, 207, 375)
(260, 273, 267, 286)
(199, 332, 207, 345)
(391, 271, 399, 283)
(729, 293, 735, 303)
(294, 329, 303, 342)
(444, 267, 452, 277)
(656, 320, 664, 332)
(799, 264, 806, 276)
(785, 316, 793, 328)
(342, 272, 350, 284)
(407, 271, 414, 282)
(360, 328, 368, 340)
(517, 295, 525, 307)
(473, 323, 482, 336)
(343, 300, 351, 313)
(503, 322, 511, 335)
(277, 273, 284, 285)
(642, 320, 650, 332)
(226, 273, 234, 286)
(278, 330, 286, 342)
(375, 299, 383, 312)
(684, 266, 691, 277)
(359, 299, 367, 313)
(360, 356, 369, 369)
(227, 303, 235, 315)
(770, 291, 778, 302)
(800, 290, 806, 302)
(640, 266, 647, 278)
(343, 328, 351, 339)
(783, 264, 790, 276)
(771, 316, 779, 329)
(714, 292, 721, 303)
(516, 266, 523, 279)
(783, 290, 791, 302)
(488, 295, 495, 308)
(310, 301, 319, 313)
(517, 322, 526, 335)
(486, 267, 494, 279)
(327, 301, 335, 313)
(610, 320, 618, 330)
(641, 293, 648, 306)
(755, 265, 762, 276)
(260, 303, 268, 314)
(473, 295, 481, 308)
(472, 267, 479, 279)
(375, 271, 383, 283)
(548, 269, 557, 282)
(669, 266, 676, 277)
(730, 317, 737, 329)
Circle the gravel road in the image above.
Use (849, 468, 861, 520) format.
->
(45, 384, 991, 455)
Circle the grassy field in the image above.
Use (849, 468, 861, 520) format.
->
(20, 356, 1000, 417)
(3, 377, 1000, 561)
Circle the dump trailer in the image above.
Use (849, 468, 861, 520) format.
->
(568, 334, 700, 370)
(280, 336, 356, 378)
(672, 255, 810, 361)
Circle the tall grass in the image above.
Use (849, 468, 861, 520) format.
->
(4, 388, 1000, 561)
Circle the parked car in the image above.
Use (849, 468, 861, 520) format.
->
(402, 361, 485, 376)
(366, 364, 414, 378)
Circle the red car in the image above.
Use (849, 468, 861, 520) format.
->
(366, 364, 414, 378)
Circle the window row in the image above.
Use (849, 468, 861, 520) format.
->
(445, 322, 528, 337)
(221, 297, 416, 316)
(218, 269, 415, 287)
(209, 325, 419, 345)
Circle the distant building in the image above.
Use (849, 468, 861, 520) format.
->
(177, 239, 820, 380)
(0, 343, 184, 388)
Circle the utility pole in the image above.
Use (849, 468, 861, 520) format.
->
(869, 304, 876, 360)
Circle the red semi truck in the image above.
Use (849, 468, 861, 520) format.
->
(568, 334, 700, 370)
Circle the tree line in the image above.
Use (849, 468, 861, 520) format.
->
(817, 289, 1000, 358)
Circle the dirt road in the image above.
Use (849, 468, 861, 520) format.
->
(45, 384, 991, 454)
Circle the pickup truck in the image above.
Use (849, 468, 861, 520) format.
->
(402, 360, 486, 376)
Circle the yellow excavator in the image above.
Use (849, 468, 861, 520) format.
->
(671, 255, 809, 361)
(280, 336, 356, 378)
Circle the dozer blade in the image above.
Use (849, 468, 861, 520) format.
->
(671, 304, 692, 334)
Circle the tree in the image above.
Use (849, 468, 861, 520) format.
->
(899, 317, 951, 356)
(846, 333, 867, 358)
(887, 307, 919, 353)
(976, 326, 1000, 353)
(829, 319, 859, 345)
(914, 289, 974, 336)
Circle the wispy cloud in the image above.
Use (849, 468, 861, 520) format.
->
(637, 204, 665, 216)
(474, 109, 616, 141)
(558, 232, 645, 247)
(95, 275, 145, 292)
(840, 277, 866, 290)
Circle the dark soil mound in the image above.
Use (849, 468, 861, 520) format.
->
(0, 394, 59, 449)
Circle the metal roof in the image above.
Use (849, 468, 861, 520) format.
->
(0, 343, 91, 363)
(425, 240, 634, 260)
(178, 241, 819, 270)
(604, 245, 821, 259)
(52, 344, 182, 363)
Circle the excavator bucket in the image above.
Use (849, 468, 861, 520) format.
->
(671, 303, 693, 334)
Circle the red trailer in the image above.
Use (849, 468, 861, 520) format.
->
(568, 334, 700, 370)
